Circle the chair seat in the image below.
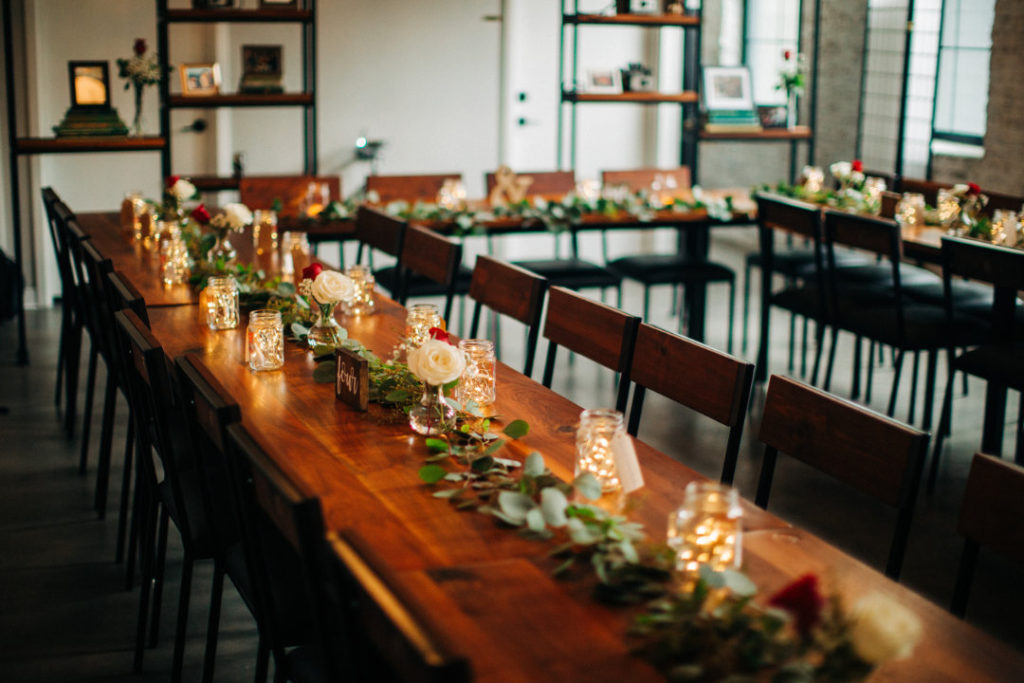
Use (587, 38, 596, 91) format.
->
(833, 262, 940, 287)
(373, 264, 473, 298)
(771, 286, 827, 319)
(839, 304, 989, 349)
(514, 257, 621, 290)
(953, 343, 1024, 389)
(901, 278, 994, 307)
(748, 248, 868, 279)
(609, 253, 734, 285)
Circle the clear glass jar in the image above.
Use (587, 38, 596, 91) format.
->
(936, 188, 961, 225)
(667, 481, 743, 576)
(801, 165, 824, 193)
(405, 303, 443, 349)
(281, 231, 311, 280)
(247, 309, 284, 372)
(992, 209, 1020, 247)
(160, 237, 190, 286)
(252, 209, 279, 256)
(205, 276, 239, 330)
(574, 409, 625, 495)
(456, 339, 496, 408)
(122, 191, 145, 235)
(343, 263, 376, 316)
(896, 192, 925, 227)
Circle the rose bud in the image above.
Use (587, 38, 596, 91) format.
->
(428, 326, 451, 344)
(301, 263, 324, 282)
(167, 175, 180, 189)
(851, 159, 863, 172)
(133, 38, 147, 56)
(190, 204, 211, 224)
(768, 573, 825, 638)
(783, 49, 792, 60)
(967, 182, 981, 195)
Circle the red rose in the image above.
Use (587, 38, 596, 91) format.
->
(768, 573, 825, 638)
(133, 38, 147, 56)
(190, 204, 211, 224)
(851, 159, 863, 172)
(967, 182, 981, 195)
(428, 327, 451, 344)
(783, 49, 792, 60)
(301, 263, 324, 282)
(167, 175, 180, 189)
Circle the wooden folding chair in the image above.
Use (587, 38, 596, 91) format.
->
(950, 453, 1024, 617)
(541, 286, 640, 412)
(626, 323, 754, 484)
(755, 375, 928, 580)
(468, 255, 548, 376)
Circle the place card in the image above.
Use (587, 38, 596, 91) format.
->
(335, 346, 369, 411)
(611, 430, 644, 494)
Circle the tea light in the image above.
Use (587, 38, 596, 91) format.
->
(574, 409, 625, 494)
(342, 264, 376, 316)
(667, 481, 743, 576)
(896, 192, 925, 227)
(437, 179, 468, 210)
(252, 209, 279, 256)
(205, 276, 239, 330)
(160, 237, 190, 286)
(247, 309, 284, 372)
(405, 303, 443, 349)
(936, 188, 961, 225)
(801, 165, 825, 193)
(456, 339, 496, 408)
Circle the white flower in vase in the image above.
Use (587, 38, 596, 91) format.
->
(407, 338, 467, 387)
(310, 270, 355, 305)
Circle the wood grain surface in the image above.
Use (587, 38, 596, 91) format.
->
(85, 209, 1024, 681)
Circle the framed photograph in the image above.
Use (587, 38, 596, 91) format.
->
(259, 0, 298, 6)
(180, 63, 222, 96)
(702, 66, 754, 111)
(240, 45, 283, 93)
(193, 0, 234, 7)
(757, 104, 788, 129)
(585, 69, 621, 94)
(68, 61, 111, 109)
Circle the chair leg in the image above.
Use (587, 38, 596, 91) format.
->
(800, 315, 809, 378)
(642, 286, 650, 322)
(64, 322, 83, 438)
(927, 370, 956, 494)
(172, 553, 195, 683)
(95, 373, 117, 517)
(125, 465, 142, 590)
(851, 335, 863, 400)
(742, 260, 752, 355)
(810, 322, 826, 386)
(726, 279, 736, 355)
(922, 350, 938, 430)
(149, 508, 170, 648)
(865, 340, 876, 404)
(887, 350, 906, 417)
(1016, 393, 1024, 466)
(55, 306, 69, 407)
(907, 351, 920, 424)
(115, 419, 135, 564)
(202, 563, 226, 683)
(133, 488, 158, 672)
(78, 345, 98, 473)
(255, 634, 270, 683)
(787, 312, 796, 373)
(755, 294, 771, 383)
(823, 327, 839, 392)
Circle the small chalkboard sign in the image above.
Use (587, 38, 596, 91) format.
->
(335, 346, 369, 411)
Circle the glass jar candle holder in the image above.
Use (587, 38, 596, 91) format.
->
(247, 309, 285, 372)
(896, 192, 925, 227)
(992, 209, 1020, 247)
(936, 188, 961, 225)
(456, 339, 496, 409)
(281, 231, 311, 280)
(863, 176, 887, 213)
(205, 275, 239, 330)
(405, 303, 443, 349)
(343, 264, 376, 316)
(801, 165, 825, 193)
(436, 179, 468, 210)
(160, 238, 190, 286)
(252, 209, 279, 256)
(574, 409, 625, 495)
(667, 481, 743, 576)
(121, 191, 145, 234)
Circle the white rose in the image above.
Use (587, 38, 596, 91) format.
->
(830, 161, 852, 180)
(851, 170, 865, 185)
(171, 178, 196, 201)
(849, 593, 922, 665)
(407, 338, 466, 386)
(223, 202, 253, 230)
(310, 270, 355, 305)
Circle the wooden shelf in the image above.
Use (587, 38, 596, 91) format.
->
(190, 175, 241, 192)
(166, 8, 312, 23)
(14, 136, 167, 155)
(565, 13, 699, 27)
(563, 91, 699, 104)
(699, 126, 813, 141)
(168, 93, 313, 108)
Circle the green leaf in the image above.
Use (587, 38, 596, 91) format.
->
(525, 507, 547, 533)
(470, 455, 495, 473)
(552, 556, 574, 577)
(539, 487, 569, 528)
(523, 451, 545, 477)
(312, 344, 334, 358)
(291, 322, 310, 337)
(572, 472, 602, 501)
(502, 419, 529, 439)
(418, 464, 448, 484)
(497, 490, 535, 524)
(384, 389, 412, 403)
(425, 452, 452, 463)
(312, 360, 337, 384)
(483, 439, 506, 456)
(276, 281, 296, 297)
(424, 438, 448, 452)
(432, 489, 463, 499)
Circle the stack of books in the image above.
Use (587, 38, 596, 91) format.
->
(704, 109, 763, 134)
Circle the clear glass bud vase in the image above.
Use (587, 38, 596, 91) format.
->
(307, 301, 345, 348)
(207, 227, 237, 264)
(409, 384, 456, 436)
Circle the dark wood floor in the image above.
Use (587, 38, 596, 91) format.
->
(1, 228, 1022, 680)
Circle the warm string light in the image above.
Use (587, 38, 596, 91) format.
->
(801, 165, 824, 193)
(343, 264, 376, 316)
(405, 303, 442, 349)
(205, 276, 239, 330)
(574, 409, 624, 493)
(247, 309, 284, 372)
(456, 339, 496, 408)
(252, 209, 279, 256)
(160, 237, 189, 286)
(896, 192, 925, 227)
(667, 482, 743, 577)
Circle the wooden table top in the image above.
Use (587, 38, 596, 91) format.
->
(85, 210, 1024, 681)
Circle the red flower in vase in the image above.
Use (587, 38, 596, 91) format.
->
(851, 159, 864, 173)
(301, 263, 324, 282)
(967, 182, 981, 196)
(190, 204, 211, 225)
(428, 327, 451, 344)
(133, 38, 147, 56)
(768, 573, 825, 638)
(167, 175, 180, 188)
(783, 49, 793, 60)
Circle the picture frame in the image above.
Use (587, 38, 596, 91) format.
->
(585, 69, 622, 95)
(757, 104, 788, 129)
(240, 45, 283, 93)
(259, 0, 298, 6)
(180, 63, 222, 96)
(702, 66, 754, 111)
(68, 61, 111, 110)
(193, 0, 235, 7)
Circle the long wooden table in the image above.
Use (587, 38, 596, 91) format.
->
(77, 211, 1024, 681)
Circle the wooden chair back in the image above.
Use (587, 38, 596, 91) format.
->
(398, 224, 463, 321)
(941, 235, 1024, 341)
(756, 193, 821, 239)
(755, 375, 928, 579)
(355, 205, 406, 258)
(880, 190, 901, 219)
(541, 286, 640, 412)
(484, 170, 576, 198)
(897, 176, 952, 205)
(106, 271, 149, 326)
(626, 323, 754, 484)
(365, 174, 462, 204)
(951, 453, 1024, 616)
(224, 422, 335, 679)
(985, 189, 1024, 213)
(468, 255, 548, 376)
(601, 167, 691, 192)
(327, 531, 471, 683)
(81, 240, 116, 359)
(239, 175, 341, 217)
(823, 209, 900, 259)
